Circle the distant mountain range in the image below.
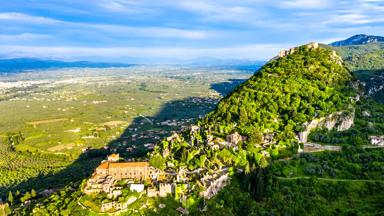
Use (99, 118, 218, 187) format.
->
(0, 58, 134, 73)
(0, 57, 265, 74)
(330, 34, 384, 46)
(184, 57, 265, 71)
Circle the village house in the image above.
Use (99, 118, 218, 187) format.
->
(146, 183, 174, 197)
(108, 153, 120, 162)
(130, 183, 145, 192)
(370, 136, 384, 146)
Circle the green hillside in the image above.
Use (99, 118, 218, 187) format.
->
(308, 42, 384, 146)
(332, 42, 384, 71)
(334, 42, 384, 103)
(203, 45, 353, 140)
(149, 44, 357, 205)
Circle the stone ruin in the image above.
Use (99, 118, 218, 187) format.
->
(200, 173, 230, 199)
(278, 42, 319, 58)
(226, 132, 246, 146)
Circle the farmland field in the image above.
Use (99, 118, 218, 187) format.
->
(0, 66, 253, 196)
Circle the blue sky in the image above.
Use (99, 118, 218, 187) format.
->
(0, 0, 383, 63)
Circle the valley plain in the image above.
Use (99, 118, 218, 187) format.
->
(0, 66, 253, 198)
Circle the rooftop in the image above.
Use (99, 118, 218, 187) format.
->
(96, 161, 109, 170)
(109, 162, 149, 168)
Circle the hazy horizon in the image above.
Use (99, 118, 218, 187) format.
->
(1, 0, 384, 63)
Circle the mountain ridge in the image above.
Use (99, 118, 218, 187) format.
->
(330, 34, 384, 46)
(0, 58, 134, 73)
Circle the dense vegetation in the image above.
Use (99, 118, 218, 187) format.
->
(0, 140, 104, 199)
(354, 69, 384, 103)
(150, 45, 355, 174)
(333, 42, 384, 71)
(308, 43, 384, 145)
(204, 46, 353, 138)
(309, 98, 384, 145)
(203, 148, 384, 216)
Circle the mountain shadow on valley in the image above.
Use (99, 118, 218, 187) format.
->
(0, 89, 226, 202)
(210, 78, 248, 96)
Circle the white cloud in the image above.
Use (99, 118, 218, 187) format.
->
(0, 33, 52, 41)
(280, 0, 333, 9)
(98, 0, 156, 14)
(91, 25, 210, 39)
(0, 12, 211, 40)
(0, 44, 292, 61)
(0, 12, 61, 24)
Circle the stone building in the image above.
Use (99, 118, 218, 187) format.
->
(147, 183, 174, 197)
(95, 161, 164, 181)
(130, 184, 144, 192)
(159, 183, 173, 197)
(226, 132, 245, 146)
(107, 153, 120, 162)
(85, 155, 166, 195)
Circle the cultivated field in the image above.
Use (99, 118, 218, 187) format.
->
(0, 65, 253, 195)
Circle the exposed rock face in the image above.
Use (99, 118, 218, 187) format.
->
(298, 110, 355, 143)
(369, 136, 384, 146)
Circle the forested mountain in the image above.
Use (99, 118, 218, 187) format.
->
(203, 45, 353, 140)
(326, 40, 384, 104)
(307, 40, 384, 146)
(148, 44, 357, 207)
(330, 34, 384, 46)
(153, 44, 355, 168)
(328, 42, 384, 71)
(193, 41, 384, 215)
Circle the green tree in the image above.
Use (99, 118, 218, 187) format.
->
(7, 191, 13, 205)
(226, 112, 232, 123)
(149, 154, 166, 170)
(248, 129, 263, 145)
(31, 189, 37, 198)
(20, 192, 31, 203)
(239, 107, 248, 124)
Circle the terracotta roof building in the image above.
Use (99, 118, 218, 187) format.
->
(95, 161, 164, 181)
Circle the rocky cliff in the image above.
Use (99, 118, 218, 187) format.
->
(298, 110, 355, 143)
